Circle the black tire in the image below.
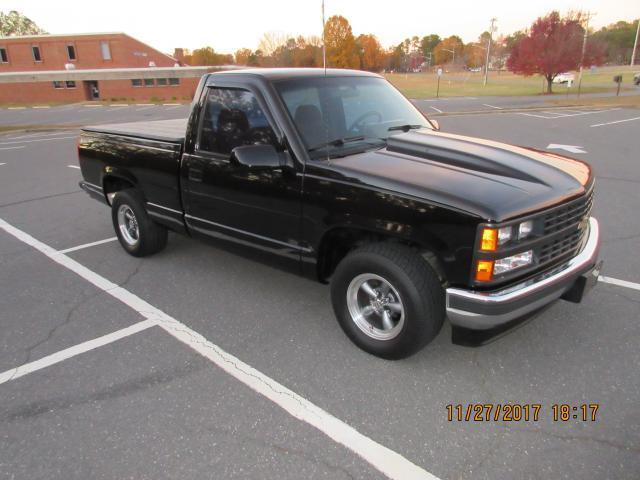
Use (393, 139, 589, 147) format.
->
(330, 243, 445, 359)
(111, 189, 168, 257)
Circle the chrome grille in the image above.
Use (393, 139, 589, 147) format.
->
(538, 189, 593, 266)
(543, 189, 594, 234)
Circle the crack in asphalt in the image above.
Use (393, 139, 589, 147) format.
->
(0, 190, 82, 209)
(191, 423, 358, 480)
(509, 425, 640, 453)
(1, 361, 205, 422)
(9, 289, 106, 383)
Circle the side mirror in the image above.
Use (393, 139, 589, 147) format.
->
(430, 119, 440, 131)
(231, 144, 283, 169)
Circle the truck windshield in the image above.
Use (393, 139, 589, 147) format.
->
(275, 76, 432, 159)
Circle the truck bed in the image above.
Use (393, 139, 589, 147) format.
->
(82, 118, 188, 143)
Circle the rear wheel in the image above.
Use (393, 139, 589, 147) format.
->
(111, 189, 167, 257)
(331, 243, 445, 359)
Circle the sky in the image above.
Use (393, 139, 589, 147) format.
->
(1, 0, 638, 55)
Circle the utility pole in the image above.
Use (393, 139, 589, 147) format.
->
(443, 48, 455, 66)
(631, 18, 640, 67)
(484, 17, 496, 86)
(577, 11, 596, 98)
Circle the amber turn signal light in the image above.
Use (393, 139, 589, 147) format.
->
(475, 260, 494, 282)
(480, 228, 498, 251)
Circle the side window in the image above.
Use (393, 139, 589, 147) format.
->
(198, 87, 277, 155)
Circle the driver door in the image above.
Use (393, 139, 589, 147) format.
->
(182, 84, 305, 260)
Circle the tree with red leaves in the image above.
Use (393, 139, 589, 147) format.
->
(507, 11, 605, 93)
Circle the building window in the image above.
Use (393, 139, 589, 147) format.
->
(65, 81, 76, 88)
(0, 48, 8, 63)
(53, 81, 64, 89)
(144, 78, 155, 87)
(131, 79, 142, 87)
(101, 41, 111, 60)
(169, 78, 180, 86)
(32, 45, 42, 62)
(66, 44, 76, 61)
(156, 78, 167, 86)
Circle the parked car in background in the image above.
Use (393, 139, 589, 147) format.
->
(553, 72, 575, 84)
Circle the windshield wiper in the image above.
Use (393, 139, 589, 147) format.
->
(308, 135, 365, 152)
(388, 124, 423, 132)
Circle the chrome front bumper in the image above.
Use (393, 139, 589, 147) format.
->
(446, 217, 601, 330)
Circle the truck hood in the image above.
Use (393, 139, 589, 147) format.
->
(328, 130, 592, 222)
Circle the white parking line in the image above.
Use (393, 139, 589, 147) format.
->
(109, 104, 129, 107)
(591, 116, 640, 128)
(599, 275, 640, 292)
(0, 136, 77, 145)
(0, 320, 156, 385)
(67, 165, 81, 170)
(516, 108, 620, 120)
(0, 217, 439, 480)
(7, 107, 26, 110)
(4, 131, 78, 140)
(58, 237, 118, 254)
(430, 106, 443, 113)
(162, 103, 181, 106)
(482, 104, 502, 110)
(32, 105, 50, 109)
(0, 163, 6, 166)
(83, 104, 104, 108)
(0, 146, 25, 151)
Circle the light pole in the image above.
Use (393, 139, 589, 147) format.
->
(577, 12, 595, 98)
(632, 18, 640, 67)
(484, 17, 497, 86)
(443, 48, 455, 66)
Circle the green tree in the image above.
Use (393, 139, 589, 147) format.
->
(0, 10, 47, 36)
(592, 20, 639, 64)
(324, 15, 359, 68)
(420, 34, 441, 63)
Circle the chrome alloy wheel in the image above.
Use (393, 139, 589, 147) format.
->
(117, 204, 140, 246)
(346, 273, 405, 341)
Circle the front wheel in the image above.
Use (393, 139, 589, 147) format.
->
(330, 243, 445, 359)
(111, 189, 168, 257)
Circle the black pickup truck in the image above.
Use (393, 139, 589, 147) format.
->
(78, 68, 601, 358)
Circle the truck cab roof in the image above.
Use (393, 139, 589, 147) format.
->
(208, 68, 381, 81)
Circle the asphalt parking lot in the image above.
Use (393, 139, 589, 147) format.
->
(1, 100, 639, 479)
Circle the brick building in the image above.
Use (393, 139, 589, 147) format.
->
(0, 33, 205, 104)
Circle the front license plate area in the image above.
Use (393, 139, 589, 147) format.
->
(562, 260, 603, 303)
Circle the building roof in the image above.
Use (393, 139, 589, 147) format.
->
(0, 32, 125, 41)
(0, 65, 240, 83)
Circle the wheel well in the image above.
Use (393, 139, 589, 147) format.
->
(316, 227, 446, 283)
(103, 176, 136, 205)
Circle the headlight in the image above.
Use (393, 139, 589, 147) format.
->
(498, 226, 512, 245)
(518, 221, 533, 240)
(493, 250, 533, 275)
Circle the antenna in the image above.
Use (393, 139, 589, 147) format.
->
(322, 0, 327, 72)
